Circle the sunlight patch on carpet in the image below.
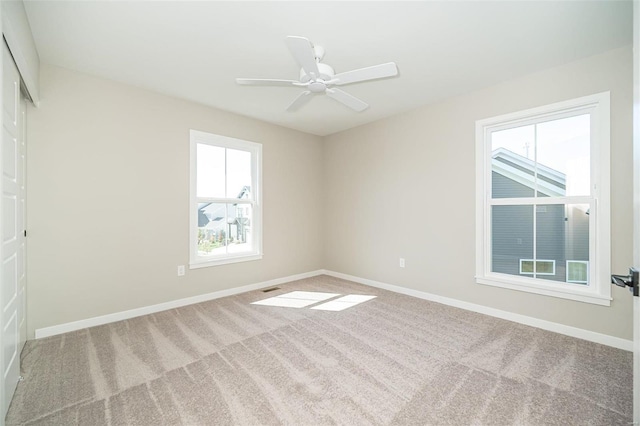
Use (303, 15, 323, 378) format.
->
(311, 295, 377, 311)
(251, 291, 339, 308)
(251, 291, 376, 311)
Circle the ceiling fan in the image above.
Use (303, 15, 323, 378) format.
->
(236, 36, 398, 112)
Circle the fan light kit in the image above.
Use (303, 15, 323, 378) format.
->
(236, 36, 399, 112)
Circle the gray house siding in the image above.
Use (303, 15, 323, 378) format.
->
(492, 172, 534, 198)
(535, 204, 566, 282)
(491, 204, 533, 276)
(491, 173, 570, 283)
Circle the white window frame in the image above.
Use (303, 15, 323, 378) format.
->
(475, 92, 610, 306)
(519, 259, 556, 276)
(190, 130, 262, 268)
(566, 260, 589, 284)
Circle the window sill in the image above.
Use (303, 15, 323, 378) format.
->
(476, 276, 611, 306)
(190, 253, 262, 269)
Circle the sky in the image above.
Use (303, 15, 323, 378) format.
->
(196, 144, 252, 199)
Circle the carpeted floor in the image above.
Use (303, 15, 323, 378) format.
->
(6, 275, 633, 425)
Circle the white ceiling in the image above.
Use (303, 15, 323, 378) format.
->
(24, 1, 632, 136)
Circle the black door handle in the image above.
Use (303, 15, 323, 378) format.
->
(611, 267, 639, 296)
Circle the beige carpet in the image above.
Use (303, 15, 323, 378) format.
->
(6, 275, 633, 425)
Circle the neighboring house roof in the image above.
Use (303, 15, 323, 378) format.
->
(197, 186, 250, 227)
(198, 208, 211, 227)
(492, 147, 566, 197)
(236, 185, 250, 199)
(198, 203, 225, 227)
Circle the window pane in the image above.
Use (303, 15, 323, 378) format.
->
(226, 149, 252, 199)
(227, 203, 253, 254)
(491, 125, 536, 198)
(197, 144, 225, 198)
(491, 115, 590, 199)
(520, 260, 534, 274)
(491, 205, 533, 276)
(535, 260, 555, 274)
(197, 202, 227, 256)
(536, 114, 590, 197)
(536, 203, 590, 285)
(197, 202, 254, 256)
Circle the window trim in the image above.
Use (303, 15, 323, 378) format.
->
(189, 130, 263, 269)
(475, 92, 610, 306)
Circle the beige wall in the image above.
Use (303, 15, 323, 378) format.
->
(26, 64, 324, 337)
(28, 46, 634, 341)
(323, 47, 634, 340)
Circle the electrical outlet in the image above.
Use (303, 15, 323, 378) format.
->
(399, 258, 405, 268)
(177, 265, 185, 276)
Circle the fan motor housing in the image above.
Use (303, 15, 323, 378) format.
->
(300, 63, 335, 83)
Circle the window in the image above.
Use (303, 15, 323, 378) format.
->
(475, 93, 610, 305)
(566, 260, 589, 284)
(519, 259, 555, 275)
(190, 130, 262, 268)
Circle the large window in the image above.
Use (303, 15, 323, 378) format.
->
(475, 93, 610, 305)
(190, 130, 262, 268)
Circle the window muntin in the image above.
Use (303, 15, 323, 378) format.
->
(476, 93, 610, 305)
(190, 130, 262, 268)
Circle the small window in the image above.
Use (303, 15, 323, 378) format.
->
(519, 259, 555, 275)
(190, 130, 262, 268)
(476, 92, 610, 305)
(566, 260, 589, 284)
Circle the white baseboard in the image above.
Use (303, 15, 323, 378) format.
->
(322, 270, 633, 352)
(34, 270, 325, 339)
(36, 268, 633, 351)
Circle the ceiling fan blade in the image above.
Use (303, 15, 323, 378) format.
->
(332, 62, 398, 86)
(286, 91, 312, 111)
(326, 88, 368, 112)
(236, 78, 299, 86)
(285, 36, 320, 79)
